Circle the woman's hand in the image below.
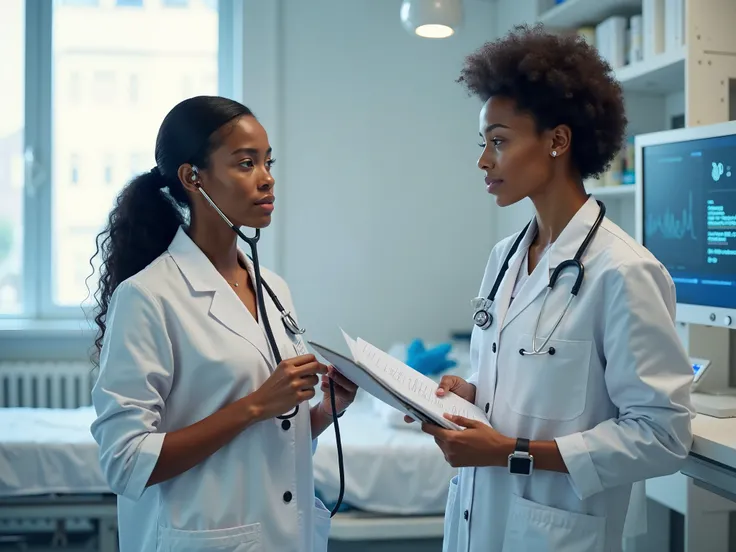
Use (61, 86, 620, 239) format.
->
(246, 354, 327, 422)
(404, 375, 477, 424)
(319, 366, 358, 417)
(421, 415, 514, 468)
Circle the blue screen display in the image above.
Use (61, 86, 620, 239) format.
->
(643, 133, 736, 309)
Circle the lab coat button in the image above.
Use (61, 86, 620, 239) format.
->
(463, 509, 469, 521)
(492, 342, 497, 353)
(485, 403, 490, 413)
(283, 491, 293, 503)
(281, 420, 291, 431)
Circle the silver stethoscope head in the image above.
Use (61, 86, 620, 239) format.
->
(471, 297, 493, 330)
(282, 311, 306, 335)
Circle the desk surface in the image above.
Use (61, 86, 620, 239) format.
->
(692, 414, 736, 469)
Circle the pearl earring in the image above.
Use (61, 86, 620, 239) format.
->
(551, 151, 558, 158)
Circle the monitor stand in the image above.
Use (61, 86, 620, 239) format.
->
(689, 356, 736, 418)
(691, 392, 736, 418)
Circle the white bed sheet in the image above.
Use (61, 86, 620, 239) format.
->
(0, 397, 458, 515)
(313, 392, 457, 515)
(0, 407, 107, 497)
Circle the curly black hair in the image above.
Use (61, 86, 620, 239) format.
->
(87, 96, 253, 366)
(458, 24, 627, 181)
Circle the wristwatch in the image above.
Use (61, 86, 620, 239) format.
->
(508, 438, 534, 476)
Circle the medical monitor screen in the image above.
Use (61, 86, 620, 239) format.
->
(642, 132, 736, 309)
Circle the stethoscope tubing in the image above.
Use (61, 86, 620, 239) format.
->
(196, 184, 345, 517)
(474, 200, 606, 356)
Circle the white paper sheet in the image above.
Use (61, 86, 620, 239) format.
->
(309, 331, 489, 430)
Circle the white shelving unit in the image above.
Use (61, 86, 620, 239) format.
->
(589, 185, 635, 198)
(535, 2, 736, 551)
(538, 0, 642, 29)
(616, 47, 685, 94)
(536, 0, 736, 239)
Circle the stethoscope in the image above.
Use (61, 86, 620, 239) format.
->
(471, 199, 606, 356)
(192, 169, 345, 517)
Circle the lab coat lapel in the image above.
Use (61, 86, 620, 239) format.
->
(242, 255, 285, 367)
(500, 253, 550, 332)
(167, 227, 276, 369)
(493, 221, 537, 330)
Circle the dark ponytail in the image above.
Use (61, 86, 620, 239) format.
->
(88, 95, 254, 365)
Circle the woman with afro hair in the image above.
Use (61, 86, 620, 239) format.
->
(418, 25, 693, 552)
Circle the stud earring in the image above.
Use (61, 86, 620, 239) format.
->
(551, 151, 558, 158)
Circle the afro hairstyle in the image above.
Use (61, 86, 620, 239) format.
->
(458, 24, 627, 181)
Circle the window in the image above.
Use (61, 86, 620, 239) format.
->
(0, 0, 24, 315)
(2, 0, 232, 318)
(129, 74, 139, 104)
(92, 71, 116, 104)
(68, 71, 82, 104)
(58, 0, 99, 6)
(104, 155, 114, 185)
(70, 154, 80, 185)
(129, 152, 149, 180)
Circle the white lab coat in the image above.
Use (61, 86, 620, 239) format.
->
(91, 227, 331, 552)
(444, 197, 694, 552)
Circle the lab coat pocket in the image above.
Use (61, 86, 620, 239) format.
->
(506, 334, 592, 421)
(313, 497, 332, 552)
(442, 475, 460, 552)
(157, 523, 261, 552)
(502, 495, 605, 552)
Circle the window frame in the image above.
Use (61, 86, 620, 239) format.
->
(3, 0, 236, 322)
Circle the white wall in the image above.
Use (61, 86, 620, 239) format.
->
(242, 0, 499, 351)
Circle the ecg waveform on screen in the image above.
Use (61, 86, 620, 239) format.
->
(646, 191, 697, 241)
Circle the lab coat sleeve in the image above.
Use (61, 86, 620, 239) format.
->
(555, 258, 694, 501)
(90, 280, 174, 502)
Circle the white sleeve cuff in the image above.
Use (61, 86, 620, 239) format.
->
(554, 432, 604, 500)
(312, 438, 318, 455)
(467, 371, 479, 387)
(123, 432, 165, 501)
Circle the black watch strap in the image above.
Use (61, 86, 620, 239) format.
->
(515, 437, 530, 454)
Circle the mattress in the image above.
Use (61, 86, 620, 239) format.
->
(0, 398, 458, 514)
(0, 407, 107, 497)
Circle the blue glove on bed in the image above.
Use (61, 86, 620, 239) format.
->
(405, 339, 457, 376)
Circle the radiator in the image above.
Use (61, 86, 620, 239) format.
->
(0, 360, 97, 409)
(0, 361, 100, 541)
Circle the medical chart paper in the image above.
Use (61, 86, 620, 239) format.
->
(308, 330, 489, 430)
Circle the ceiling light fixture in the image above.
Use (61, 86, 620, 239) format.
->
(400, 0, 463, 39)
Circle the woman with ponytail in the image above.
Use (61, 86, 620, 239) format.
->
(89, 96, 357, 552)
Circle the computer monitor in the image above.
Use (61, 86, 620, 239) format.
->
(635, 120, 736, 329)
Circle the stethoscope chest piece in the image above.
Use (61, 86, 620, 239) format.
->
(471, 297, 493, 330)
(282, 310, 306, 336)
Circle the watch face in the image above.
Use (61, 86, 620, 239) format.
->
(509, 456, 532, 476)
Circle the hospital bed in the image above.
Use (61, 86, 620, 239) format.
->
(0, 341, 469, 551)
(0, 405, 453, 552)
